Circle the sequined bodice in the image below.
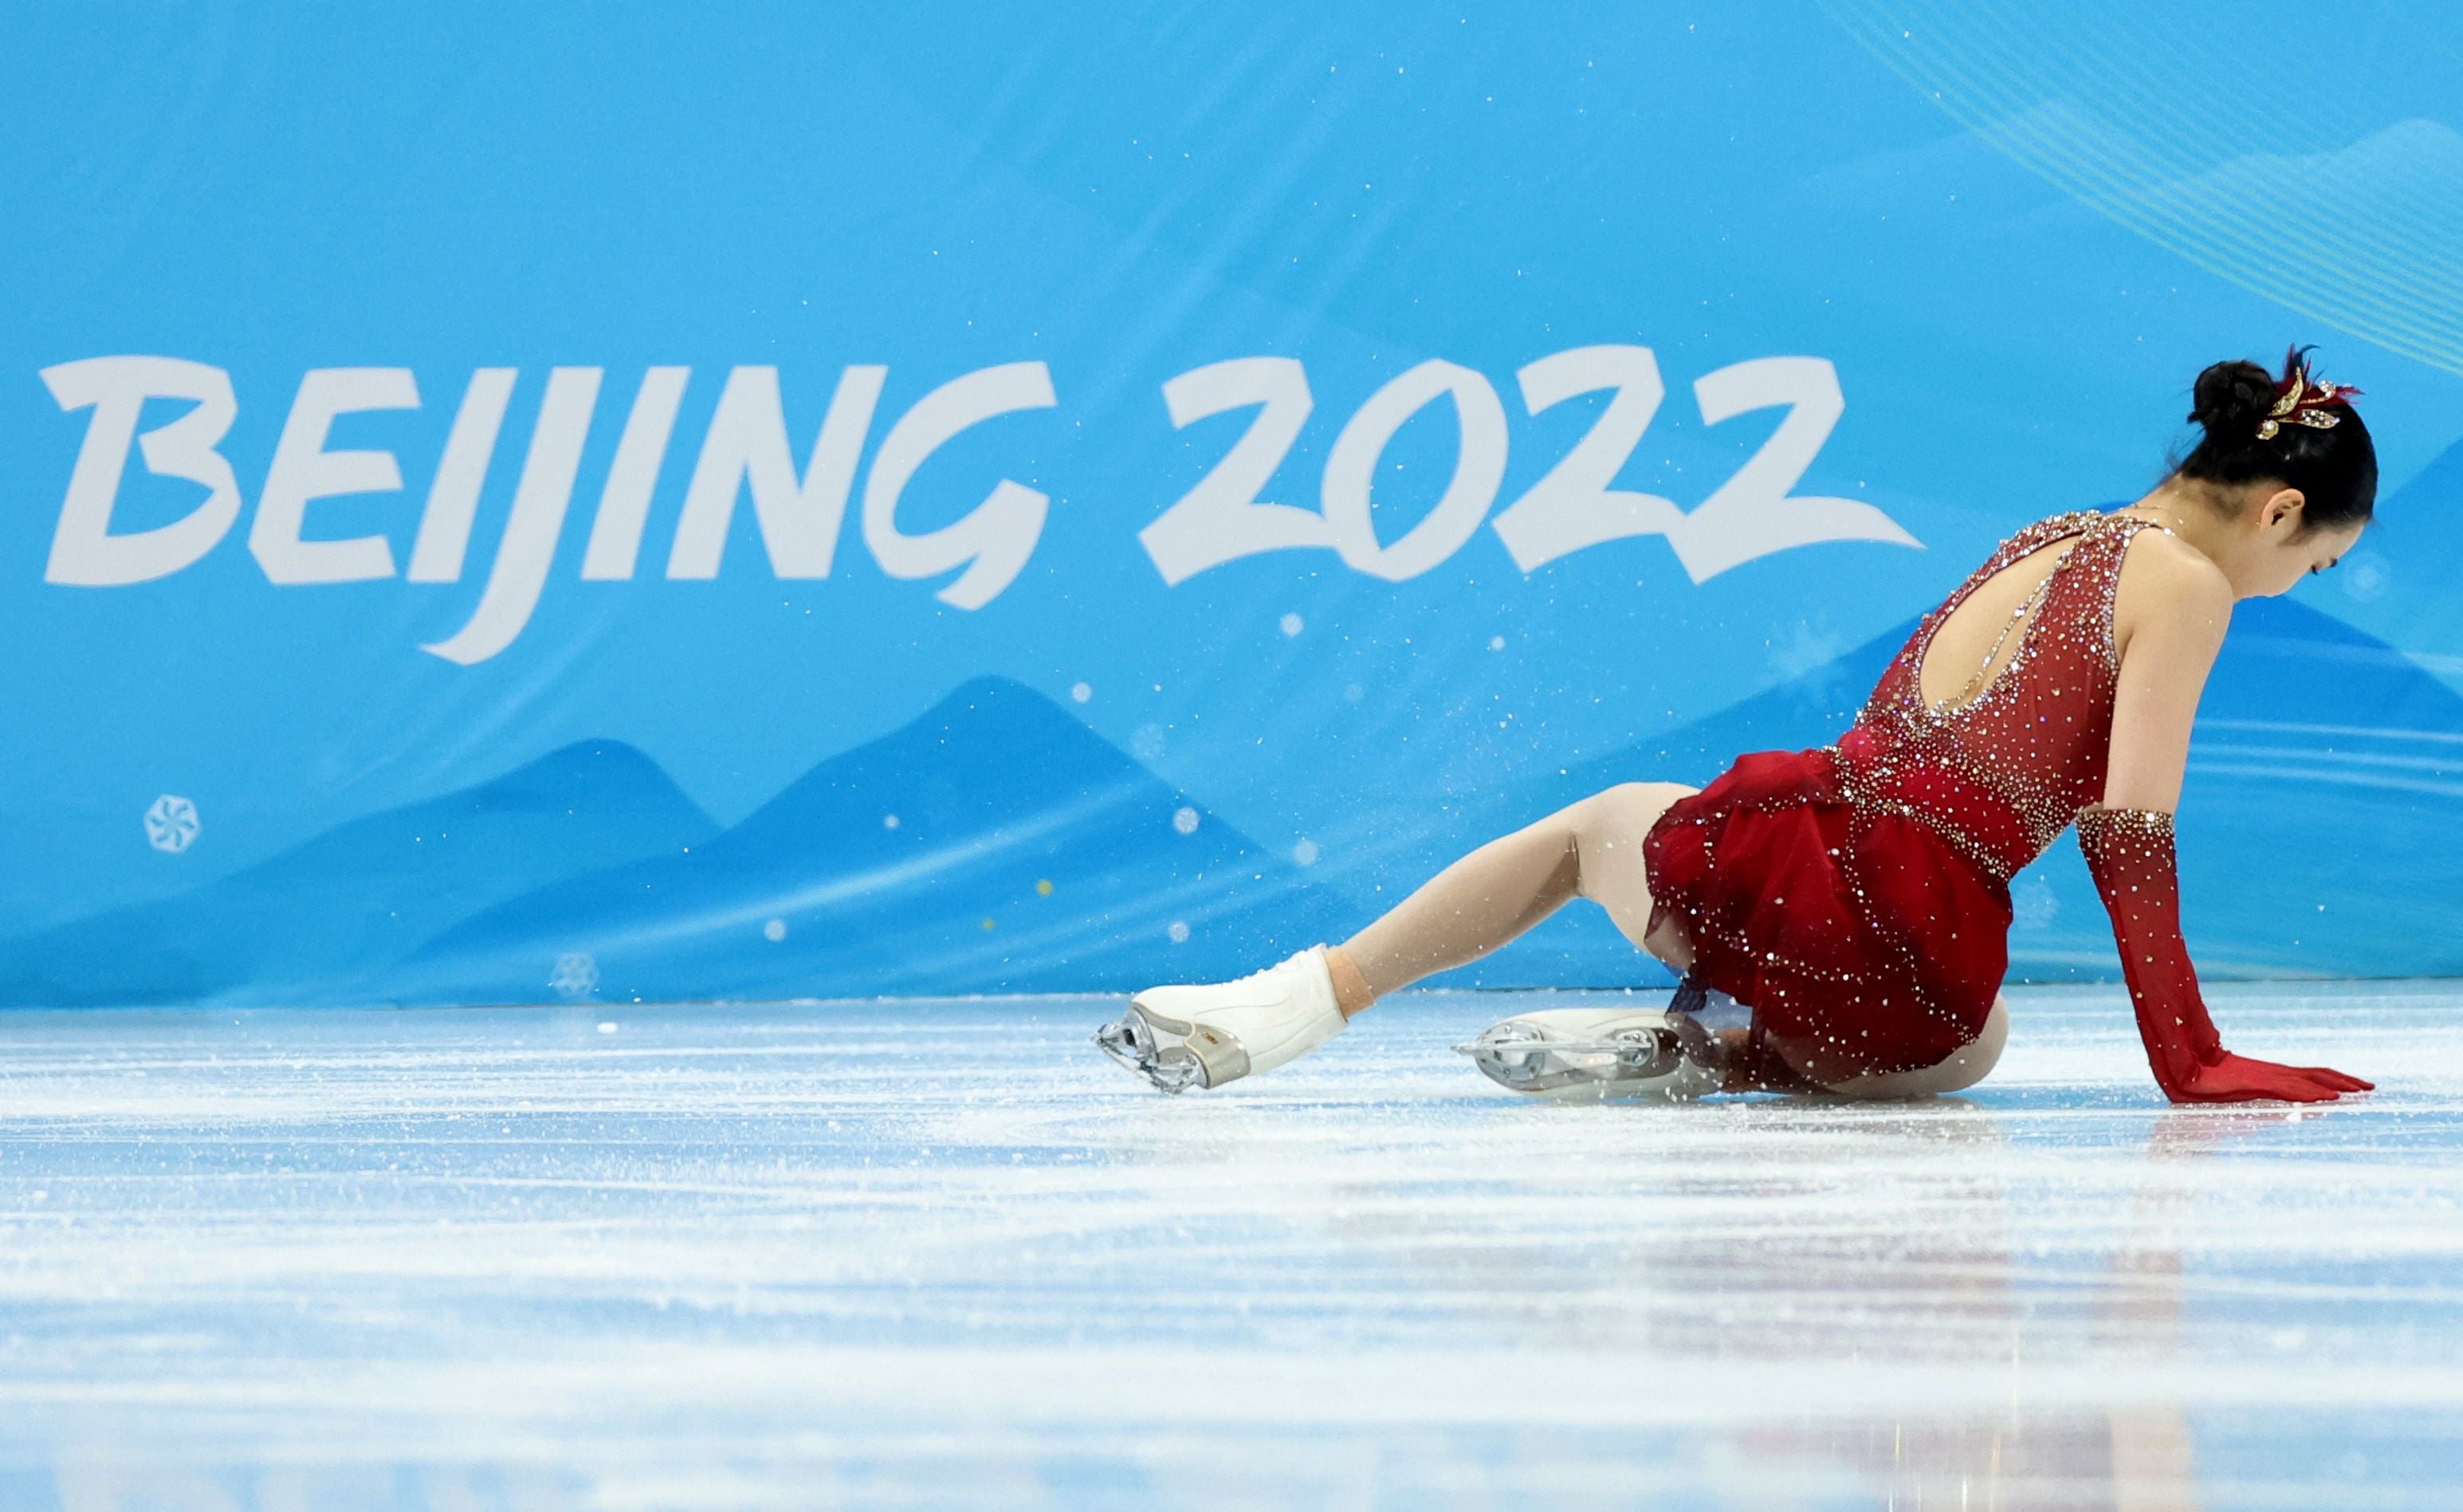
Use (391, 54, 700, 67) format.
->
(1831, 510, 2157, 883)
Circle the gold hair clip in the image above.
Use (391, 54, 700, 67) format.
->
(2258, 352, 2353, 440)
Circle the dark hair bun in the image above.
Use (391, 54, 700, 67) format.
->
(2174, 348, 2377, 532)
(2188, 359, 2274, 446)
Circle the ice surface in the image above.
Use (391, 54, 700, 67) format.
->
(1, 983, 2459, 1510)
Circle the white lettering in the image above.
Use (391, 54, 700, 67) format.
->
(1137, 358, 1326, 586)
(407, 368, 517, 583)
(581, 367, 690, 580)
(862, 362, 1057, 610)
(1319, 359, 1507, 582)
(666, 365, 885, 579)
(422, 367, 603, 666)
(39, 355, 242, 587)
(1491, 344, 1683, 573)
(1669, 356, 1919, 581)
(249, 367, 420, 584)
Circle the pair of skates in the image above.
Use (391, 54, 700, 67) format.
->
(1092, 944, 1728, 1101)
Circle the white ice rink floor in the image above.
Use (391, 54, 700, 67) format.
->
(1, 984, 2459, 1511)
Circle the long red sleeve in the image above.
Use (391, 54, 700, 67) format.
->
(2073, 804, 2371, 1104)
(2075, 804, 2224, 1100)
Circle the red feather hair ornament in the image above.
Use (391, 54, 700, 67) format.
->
(2259, 346, 2360, 441)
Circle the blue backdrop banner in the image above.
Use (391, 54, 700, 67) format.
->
(3, 3, 2460, 1007)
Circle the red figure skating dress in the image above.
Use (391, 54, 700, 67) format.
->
(1643, 508, 2246, 1094)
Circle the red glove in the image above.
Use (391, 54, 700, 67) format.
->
(2076, 804, 2373, 1105)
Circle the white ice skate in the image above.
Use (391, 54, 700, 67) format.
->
(1094, 944, 1347, 1094)
(1456, 1005, 1724, 1102)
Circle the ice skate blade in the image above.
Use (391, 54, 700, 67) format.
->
(1456, 1023, 1702, 1102)
(1450, 1038, 1660, 1057)
(1092, 1003, 1247, 1094)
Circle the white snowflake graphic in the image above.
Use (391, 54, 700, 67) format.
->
(548, 952, 600, 999)
(144, 795, 200, 854)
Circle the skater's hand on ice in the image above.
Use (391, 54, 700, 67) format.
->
(2170, 1051, 2374, 1104)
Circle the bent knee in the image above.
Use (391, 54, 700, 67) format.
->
(1607, 780, 1699, 806)
(1577, 781, 1698, 842)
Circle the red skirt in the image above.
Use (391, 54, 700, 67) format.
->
(1641, 748, 2009, 1082)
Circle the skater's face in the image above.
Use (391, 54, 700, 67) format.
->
(2217, 484, 2367, 599)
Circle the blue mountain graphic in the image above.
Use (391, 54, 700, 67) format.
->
(2331, 430, 2463, 665)
(0, 742, 717, 1007)
(10, 598, 2447, 1007)
(2389, 431, 2463, 515)
(400, 675, 1347, 1003)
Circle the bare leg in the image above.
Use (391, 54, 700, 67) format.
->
(1325, 781, 2011, 1099)
(1817, 994, 2010, 1098)
(1713, 996, 2009, 1097)
(1327, 781, 1699, 1016)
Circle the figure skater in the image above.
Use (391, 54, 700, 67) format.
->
(1096, 349, 2379, 1106)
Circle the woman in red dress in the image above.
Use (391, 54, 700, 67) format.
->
(1098, 350, 2379, 1105)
